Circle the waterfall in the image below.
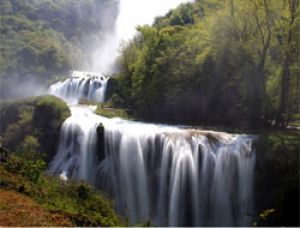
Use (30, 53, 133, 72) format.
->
(48, 1, 256, 226)
(50, 106, 255, 226)
(49, 71, 108, 104)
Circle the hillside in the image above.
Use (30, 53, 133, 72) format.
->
(0, 162, 123, 226)
(0, 189, 73, 226)
(113, 0, 300, 129)
(0, 0, 118, 99)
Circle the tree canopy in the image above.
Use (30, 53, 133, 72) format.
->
(115, 0, 300, 128)
(0, 0, 118, 99)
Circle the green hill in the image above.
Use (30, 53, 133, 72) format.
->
(0, 0, 118, 99)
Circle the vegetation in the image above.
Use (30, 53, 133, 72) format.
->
(0, 1, 299, 227)
(0, 189, 73, 226)
(0, 151, 122, 227)
(95, 102, 131, 119)
(255, 131, 299, 226)
(0, 0, 118, 99)
(115, 0, 300, 129)
(0, 95, 70, 162)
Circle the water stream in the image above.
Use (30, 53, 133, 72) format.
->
(48, 0, 256, 225)
(49, 105, 255, 226)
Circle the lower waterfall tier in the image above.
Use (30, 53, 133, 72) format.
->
(50, 106, 255, 226)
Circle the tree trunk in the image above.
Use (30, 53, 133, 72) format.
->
(275, 0, 298, 128)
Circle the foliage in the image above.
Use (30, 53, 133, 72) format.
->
(254, 131, 299, 226)
(0, 160, 123, 227)
(116, 0, 300, 129)
(95, 103, 131, 120)
(107, 93, 126, 108)
(78, 98, 99, 106)
(289, 114, 300, 127)
(0, 95, 70, 162)
(33, 95, 71, 130)
(0, 189, 73, 226)
(0, 0, 118, 99)
(5, 153, 46, 183)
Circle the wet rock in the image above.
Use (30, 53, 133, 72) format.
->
(96, 123, 105, 161)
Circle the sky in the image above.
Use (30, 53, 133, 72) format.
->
(116, 0, 194, 41)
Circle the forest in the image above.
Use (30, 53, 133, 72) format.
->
(112, 0, 300, 129)
(0, 0, 118, 98)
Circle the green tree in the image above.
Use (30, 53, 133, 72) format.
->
(275, 0, 300, 127)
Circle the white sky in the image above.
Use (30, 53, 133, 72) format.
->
(92, 0, 193, 72)
(116, 0, 194, 41)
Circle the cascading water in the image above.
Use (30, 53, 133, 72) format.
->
(49, 71, 108, 104)
(49, 106, 255, 226)
(48, 0, 256, 226)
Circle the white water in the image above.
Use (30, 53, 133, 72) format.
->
(48, 0, 255, 226)
(50, 106, 255, 226)
(49, 0, 195, 103)
(49, 71, 108, 104)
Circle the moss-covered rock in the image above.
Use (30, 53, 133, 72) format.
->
(107, 93, 126, 108)
(0, 95, 70, 162)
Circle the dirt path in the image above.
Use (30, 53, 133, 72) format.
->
(0, 189, 73, 226)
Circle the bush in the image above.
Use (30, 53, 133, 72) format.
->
(107, 93, 125, 108)
(95, 104, 130, 119)
(5, 152, 46, 183)
(254, 131, 299, 226)
(1, 162, 123, 226)
(33, 95, 70, 130)
(77, 182, 91, 200)
(0, 95, 70, 162)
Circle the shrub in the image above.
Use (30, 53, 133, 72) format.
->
(77, 182, 91, 200)
(255, 131, 300, 226)
(5, 151, 46, 183)
(0, 95, 70, 162)
(107, 93, 125, 108)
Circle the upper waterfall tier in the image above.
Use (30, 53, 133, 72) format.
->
(49, 71, 108, 104)
(49, 106, 256, 226)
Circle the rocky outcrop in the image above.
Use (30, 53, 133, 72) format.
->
(0, 96, 71, 163)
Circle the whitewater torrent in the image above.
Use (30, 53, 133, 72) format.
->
(49, 106, 255, 226)
(49, 71, 108, 104)
(48, 0, 255, 226)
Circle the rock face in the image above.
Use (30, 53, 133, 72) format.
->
(96, 123, 105, 161)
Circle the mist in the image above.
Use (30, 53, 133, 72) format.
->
(88, 0, 194, 74)
(1, 76, 47, 100)
(88, 0, 119, 73)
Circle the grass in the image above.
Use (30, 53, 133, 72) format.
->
(95, 103, 131, 119)
(78, 98, 99, 106)
(289, 114, 300, 127)
(0, 163, 124, 227)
